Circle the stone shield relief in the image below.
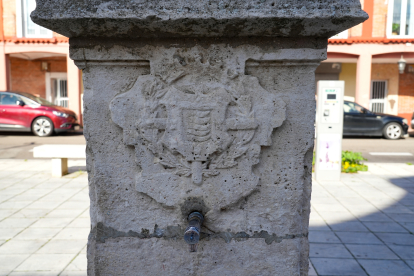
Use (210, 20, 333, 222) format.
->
(110, 57, 286, 210)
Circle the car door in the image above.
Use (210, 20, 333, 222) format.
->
(343, 102, 367, 135)
(0, 93, 30, 130)
(363, 110, 383, 135)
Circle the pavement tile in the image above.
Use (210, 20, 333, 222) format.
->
(53, 228, 90, 240)
(310, 243, 353, 258)
(309, 231, 341, 243)
(58, 201, 90, 210)
(406, 260, 414, 270)
(388, 245, 414, 260)
(14, 227, 61, 240)
(37, 239, 87, 254)
(19, 189, 53, 197)
(357, 213, 393, 222)
(335, 231, 384, 245)
(308, 260, 317, 276)
(40, 194, 75, 202)
(25, 201, 62, 210)
(0, 201, 32, 210)
(66, 218, 90, 228)
(11, 194, 45, 201)
(64, 254, 87, 270)
(10, 209, 50, 218)
(382, 205, 414, 214)
(63, 181, 88, 189)
(0, 228, 24, 239)
(328, 221, 369, 232)
(400, 196, 414, 206)
(309, 220, 332, 231)
(0, 218, 37, 228)
(312, 204, 349, 212)
(79, 209, 90, 218)
(0, 240, 45, 254)
(14, 253, 76, 271)
(68, 194, 90, 202)
(318, 211, 356, 222)
(31, 218, 73, 228)
(8, 272, 60, 276)
(346, 244, 399, 259)
(0, 194, 16, 202)
(376, 233, 414, 245)
(362, 221, 409, 233)
(309, 211, 323, 220)
(390, 213, 414, 222)
(44, 209, 84, 218)
(0, 254, 30, 272)
(359, 260, 414, 276)
(0, 209, 16, 218)
(60, 271, 87, 276)
(401, 222, 414, 232)
(310, 258, 367, 276)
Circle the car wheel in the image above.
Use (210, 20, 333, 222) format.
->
(383, 122, 403, 140)
(32, 117, 54, 137)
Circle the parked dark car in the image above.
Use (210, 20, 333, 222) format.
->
(411, 112, 414, 129)
(343, 101, 408, 139)
(0, 91, 79, 137)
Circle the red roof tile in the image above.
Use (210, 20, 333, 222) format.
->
(1, 37, 69, 44)
(329, 37, 414, 44)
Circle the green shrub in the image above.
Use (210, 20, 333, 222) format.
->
(342, 151, 368, 173)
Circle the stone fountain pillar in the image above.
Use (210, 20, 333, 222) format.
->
(33, 1, 366, 275)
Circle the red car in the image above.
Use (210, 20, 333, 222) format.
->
(0, 91, 79, 137)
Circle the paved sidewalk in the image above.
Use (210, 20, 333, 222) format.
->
(310, 163, 414, 276)
(0, 159, 88, 276)
(0, 160, 413, 275)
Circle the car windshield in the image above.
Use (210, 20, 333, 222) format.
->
(17, 92, 55, 106)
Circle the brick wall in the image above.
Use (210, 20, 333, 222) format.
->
(372, 0, 387, 37)
(3, 0, 16, 36)
(398, 66, 414, 124)
(10, 57, 67, 99)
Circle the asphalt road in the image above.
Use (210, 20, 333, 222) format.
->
(342, 133, 414, 163)
(0, 130, 413, 163)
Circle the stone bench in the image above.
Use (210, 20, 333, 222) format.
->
(33, 144, 86, 177)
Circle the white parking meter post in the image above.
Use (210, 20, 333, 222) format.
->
(315, 81, 344, 181)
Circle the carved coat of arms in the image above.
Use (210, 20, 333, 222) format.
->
(110, 57, 286, 210)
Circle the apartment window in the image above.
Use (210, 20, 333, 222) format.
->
(388, 0, 414, 37)
(370, 81, 388, 113)
(16, 0, 52, 38)
(52, 79, 69, 108)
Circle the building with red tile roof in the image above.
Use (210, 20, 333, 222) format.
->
(0, 0, 82, 124)
(324, 0, 414, 125)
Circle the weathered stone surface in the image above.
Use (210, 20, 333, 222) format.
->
(89, 237, 309, 276)
(33, 1, 366, 275)
(79, 41, 318, 275)
(32, 0, 367, 38)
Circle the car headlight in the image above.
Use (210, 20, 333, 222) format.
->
(53, 111, 69, 118)
(403, 119, 408, 125)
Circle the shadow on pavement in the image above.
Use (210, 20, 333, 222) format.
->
(309, 174, 414, 276)
(68, 165, 87, 174)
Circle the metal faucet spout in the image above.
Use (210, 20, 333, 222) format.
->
(184, 212, 204, 252)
